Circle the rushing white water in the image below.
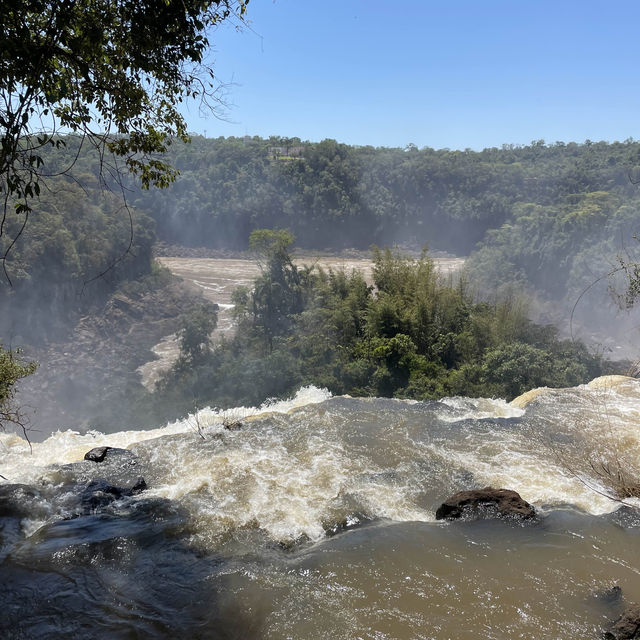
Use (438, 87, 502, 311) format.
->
(2, 377, 640, 639)
(0, 385, 331, 485)
(3, 377, 639, 541)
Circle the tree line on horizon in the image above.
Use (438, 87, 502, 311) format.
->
(14, 134, 639, 327)
(132, 135, 640, 256)
(2, 135, 639, 344)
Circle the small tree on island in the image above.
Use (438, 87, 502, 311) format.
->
(248, 229, 304, 353)
(178, 304, 218, 366)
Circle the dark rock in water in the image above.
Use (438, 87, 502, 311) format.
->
(63, 446, 144, 494)
(81, 476, 147, 513)
(435, 487, 536, 521)
(129, 477, 147, 494)
(84, 446, 134, 463)
(595, 585, 624, 605)
(0, 484, 41, 518)
(589, 584, 625, 630)
(0, 484, 51, 562)
(604, 604, 640, 639)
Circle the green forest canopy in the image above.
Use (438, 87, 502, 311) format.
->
(2, 136, 640, 427)
(152, 236, 605, 420)
(6, 135, 640, 342)
(1, 0, 249, 429)
(1, 0, 249, 205)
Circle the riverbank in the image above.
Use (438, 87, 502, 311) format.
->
(17, 274, 212, 438)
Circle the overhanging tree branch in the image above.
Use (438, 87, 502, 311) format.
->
(0, 0, 249, 280)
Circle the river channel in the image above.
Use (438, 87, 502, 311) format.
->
(1, 377, 639, 638)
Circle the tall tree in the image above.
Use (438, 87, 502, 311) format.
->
(0, 0, 249, 269)
(249, 229, 304, 352)
(0, 0, 248, 431)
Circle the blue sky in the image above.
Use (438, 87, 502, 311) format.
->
(181, 0, 640, 150)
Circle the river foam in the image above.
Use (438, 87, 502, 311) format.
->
(2, 377, 640, 546)
(3, 377, 640, 639)
(0, 385, 331, 486)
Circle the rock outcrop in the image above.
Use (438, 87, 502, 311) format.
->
(81, 477, 147, 513)
(435, 487, 536, 521)
(84, 446, 134, 463)
(607, 505, 640, 529)
(593, 585, 623, 606)
(605, 604, 640, 639)
(18, 277, 214, 436)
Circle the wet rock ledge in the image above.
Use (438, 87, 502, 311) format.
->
(605, 604, 640, 639)
(84, 446, 134, 463)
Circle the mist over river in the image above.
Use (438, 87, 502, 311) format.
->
(1, 376, 639, 638)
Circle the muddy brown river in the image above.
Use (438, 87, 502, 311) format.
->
(1, 377, 639, 638)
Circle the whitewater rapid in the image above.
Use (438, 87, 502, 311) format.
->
(2, 377, 640, 639)
(2, 377, 639, 544)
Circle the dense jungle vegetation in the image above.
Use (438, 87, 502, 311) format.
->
(151, 230, 605, 420)
(130, 136, 640, 257)
(2, 136, 638, 427)
(6, 135, 640, 339)
(0, 174, 156, 343)
(134, 135, 640, 319)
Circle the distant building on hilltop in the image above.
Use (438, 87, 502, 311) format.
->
(268, 145, 304, 160)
